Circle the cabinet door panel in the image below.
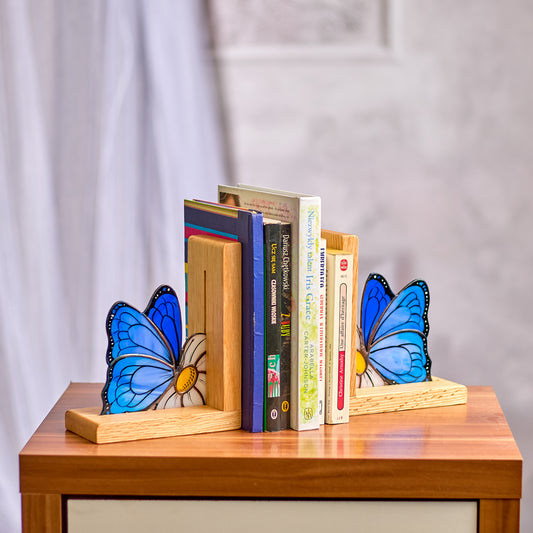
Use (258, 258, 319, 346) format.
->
(68, 499, 477, 533)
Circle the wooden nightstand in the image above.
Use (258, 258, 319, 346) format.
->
(19, 384, 522, 533)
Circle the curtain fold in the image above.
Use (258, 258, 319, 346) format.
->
(0, 1, 227, 531)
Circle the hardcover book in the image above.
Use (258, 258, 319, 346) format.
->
(325, 249, 353, 425)
(184, 199, 265, 432)
(219, 184, 321, 430)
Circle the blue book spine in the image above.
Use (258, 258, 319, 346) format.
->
(240, 210, 265, 432)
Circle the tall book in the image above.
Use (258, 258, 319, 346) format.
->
(325, 249, 353, 425)
(279, 222, 291, 430)
(264, 218, 282, 431)
(184, 199, 265, 432)
(219, 184, 321, 431)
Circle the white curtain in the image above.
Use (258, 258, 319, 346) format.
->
(0, 1, 227, 531)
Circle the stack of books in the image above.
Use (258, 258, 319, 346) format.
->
(184, 184, 358, 432)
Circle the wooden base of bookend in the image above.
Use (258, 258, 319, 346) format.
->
(349, 377, 467, 417)
(65, 406, 241, 444)
(65, 235, 242, 444)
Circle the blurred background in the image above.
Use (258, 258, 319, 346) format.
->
(1, 1, 531, 531)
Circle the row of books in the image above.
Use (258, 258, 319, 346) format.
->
(184, 184, 357, 432)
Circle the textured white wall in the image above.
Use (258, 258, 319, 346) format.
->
(209, 1, 532, 530)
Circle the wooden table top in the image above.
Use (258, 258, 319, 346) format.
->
(20, 383, 522, 500)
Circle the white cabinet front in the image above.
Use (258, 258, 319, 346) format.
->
(68, 498, 477, 533)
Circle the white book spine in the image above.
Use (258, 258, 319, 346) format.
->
(293, 198, 321, 430)
(325, 250, 353, 424)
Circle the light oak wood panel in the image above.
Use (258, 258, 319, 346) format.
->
(65, 405, 241, 444)
(350, 377, 466, 415)
(187, 234, 242, 412)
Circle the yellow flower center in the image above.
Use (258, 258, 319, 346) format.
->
(355, 351, 367, 375)
(176, 366, 198, 394)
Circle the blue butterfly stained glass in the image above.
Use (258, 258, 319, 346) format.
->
(356, 273, 431, 387)
(101, 285, 206, 414)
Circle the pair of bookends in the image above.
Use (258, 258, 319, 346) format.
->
(65, 235, 242, 444)
(65, 231, 467, 443)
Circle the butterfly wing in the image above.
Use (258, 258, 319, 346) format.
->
(101, 299, 176, 414)
(102, 354, 175, 413)
(144, 285, 182, 364)
(368, 329, 430, 384)
(365, 277, 431, 385)
(360, 274, 395, 347)
(369, 279, 429, 345)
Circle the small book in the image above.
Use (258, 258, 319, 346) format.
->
(321, 229, 359, 396)
(325, 249, 353, 425)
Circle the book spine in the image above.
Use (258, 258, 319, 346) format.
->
(264, 221, 282, 432)
(291, 197, 321, 430)
(318, 239, 326, 425)
(246, 211, 266, 433)
(325, 251, 353, 424)
(279, 222, 291, 430)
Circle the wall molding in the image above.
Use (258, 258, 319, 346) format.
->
(213, 0, 402, 62)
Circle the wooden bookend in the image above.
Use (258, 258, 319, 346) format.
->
(65, 235, 242, 444)
(320, 230, 467, 415)
(321, 229, 359, 397)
